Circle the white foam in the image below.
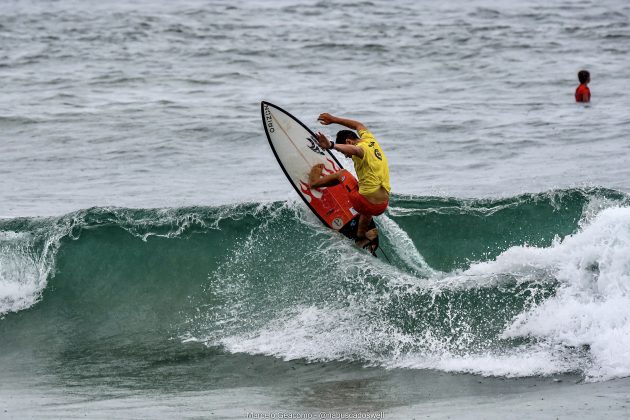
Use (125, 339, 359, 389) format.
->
(214, 304, 576, 379)
(476, 206, 630, 381)
(389, 344, 577, 378)
(503, 293, 630, 381)
(0, 231, 50, 315)
(218, 306, 374, 362)
(192, 204, 630, 382)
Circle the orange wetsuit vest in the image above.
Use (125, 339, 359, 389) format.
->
(575, 84, 590, 102)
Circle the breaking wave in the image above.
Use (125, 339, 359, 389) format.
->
(1, 187, 629, 382)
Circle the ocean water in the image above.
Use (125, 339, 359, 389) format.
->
(2, 0, 630, 418)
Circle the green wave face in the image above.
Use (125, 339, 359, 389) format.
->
(1, 187, 629, 384)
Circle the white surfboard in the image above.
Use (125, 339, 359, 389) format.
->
(261, 101, 379, 254)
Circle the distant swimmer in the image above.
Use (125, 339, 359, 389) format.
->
(308, 112, 390, 249)
(575, 70, 591, 103)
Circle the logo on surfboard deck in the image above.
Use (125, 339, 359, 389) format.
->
(332, 218, 344, 230)
(263, 105, 275, 133)
(307, 135, 325, 155)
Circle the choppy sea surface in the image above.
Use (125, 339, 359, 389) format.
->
(2, 0, 630, 418)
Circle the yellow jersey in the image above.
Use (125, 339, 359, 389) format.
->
(351, 130, 390, 196)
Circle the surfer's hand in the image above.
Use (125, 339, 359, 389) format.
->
(318, 113, 335, 125)
(316, 132, 331, 149)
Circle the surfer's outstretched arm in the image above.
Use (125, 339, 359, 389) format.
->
(318, 113, 367, 132)
(315, 132, 364, 158)
(333, 143, 363, 158)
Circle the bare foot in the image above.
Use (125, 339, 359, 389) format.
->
(309, 164, 325, 187)
(355, 229, 378, 249)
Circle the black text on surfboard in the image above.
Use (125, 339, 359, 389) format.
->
(307, 135, 324, 155)
(263, 104, 275, 133)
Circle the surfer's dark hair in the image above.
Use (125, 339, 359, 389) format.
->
(578, 70, 590, 84)
(336, 130, 359, 144)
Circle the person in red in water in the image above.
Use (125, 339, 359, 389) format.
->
(575, 70, 591, 103)
(308, 112, 390, 248)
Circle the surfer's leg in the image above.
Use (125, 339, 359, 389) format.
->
(355, 214, 378, 248)
(357, 214, 372, 238)
(355, 215, 378, 247)
(309, 165, 343, 188)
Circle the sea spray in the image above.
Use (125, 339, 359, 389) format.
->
(501, 206, 630, 381)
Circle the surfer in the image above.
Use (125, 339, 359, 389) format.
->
(575, 70, 591, 103)
(308, 113, 390, 248)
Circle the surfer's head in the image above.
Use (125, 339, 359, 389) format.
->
(578, 70, 590, 84)
(336, 130, 359, 145)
